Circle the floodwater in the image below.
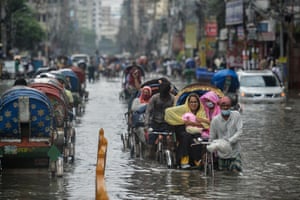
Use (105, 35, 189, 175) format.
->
(0, 76, 300, 200)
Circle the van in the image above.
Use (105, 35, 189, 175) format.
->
(70, 54, 90, 66)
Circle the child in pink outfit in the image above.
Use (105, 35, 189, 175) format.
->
(182, 112, 203, 135)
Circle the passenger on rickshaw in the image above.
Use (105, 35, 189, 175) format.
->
(125, 65, 143, 109)
(63, 77, 74, 108)
(165, 93, 209, 169)
(55, 75, 74, 120)
(59, 77, 75, 121)
(144, 82, 175, 156)
(199, 91, 221, 139)
(126, 65, 142, 92)
(130, 86, 152, 144)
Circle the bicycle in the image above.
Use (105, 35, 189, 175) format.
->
(150, 129, 177, 168)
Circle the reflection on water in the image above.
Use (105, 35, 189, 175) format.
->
(0, 172, 67, 199)
(0, 77, 300, 199)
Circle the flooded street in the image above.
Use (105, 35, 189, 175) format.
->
(1, 76, 300, 199)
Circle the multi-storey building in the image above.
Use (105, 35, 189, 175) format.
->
(26, 0, 123, 55)
(100, 0, 123, 42)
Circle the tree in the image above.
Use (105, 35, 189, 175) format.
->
(2, 0, 45, 57)
(13, 9, 45, 51)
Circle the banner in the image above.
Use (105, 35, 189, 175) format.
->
(185, 23, 197, 49)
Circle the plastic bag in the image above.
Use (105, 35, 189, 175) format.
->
(207, 139, 232, 154)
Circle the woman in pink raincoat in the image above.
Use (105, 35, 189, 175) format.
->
(199, 91, 221, 139)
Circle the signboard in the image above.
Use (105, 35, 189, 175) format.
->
(172, 32, 184, 52)
(219, 28, 228, 40)
(256, 20, 276, 41)
(237, 25, 245, 40)
(185, 23, 197, 49)
(247, 27, 257, 40)
(226, 0, 244, 25)
(205, 22, 217, 37)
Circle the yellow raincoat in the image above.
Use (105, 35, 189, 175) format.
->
(164, 94, 209, 129)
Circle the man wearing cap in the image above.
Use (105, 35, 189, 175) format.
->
(209, 96, 243, 173)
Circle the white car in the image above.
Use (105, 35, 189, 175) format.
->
(70, 54, 90, 66)
(237, 70, 286, 103)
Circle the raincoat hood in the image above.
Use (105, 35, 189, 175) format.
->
(200, 91, 221, 120)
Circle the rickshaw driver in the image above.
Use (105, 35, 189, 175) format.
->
(209, 96, 243, 173)
(144, 82, 175, 158)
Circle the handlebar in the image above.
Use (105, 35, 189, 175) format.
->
(151, 131, 173, 136)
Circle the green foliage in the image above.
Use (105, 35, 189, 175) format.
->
(14, 12, 45, 50)
(6, 0, 27, 13)
(4, 0, 45, 51)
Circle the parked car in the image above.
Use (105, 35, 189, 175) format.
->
(237, 70, 286, 103)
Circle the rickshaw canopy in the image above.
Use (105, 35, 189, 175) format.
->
(211, 69, 239, 93)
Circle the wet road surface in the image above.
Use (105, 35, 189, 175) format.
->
(0, 76, 300, 199)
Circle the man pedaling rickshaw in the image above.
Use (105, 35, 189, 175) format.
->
(144, 82, 175, 160)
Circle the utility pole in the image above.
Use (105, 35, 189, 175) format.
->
(0, 0, 7, 58)
(167, 0, 173, 58)
(279, 0, 284, 57)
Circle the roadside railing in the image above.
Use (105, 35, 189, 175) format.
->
(96, 128, 108, 200)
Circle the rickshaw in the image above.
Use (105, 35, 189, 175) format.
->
(0, 86, 65, 176)
(33, 66, 56, 77)
(170, 83, 224, 173)
(122, 77, 178, 168)
(33, 72, 72, 107)
(211, 69, 240, 110)
(29, 78, 75, 162)
(71, 66, 88, 101)
(196, 67, 215, 83)
(58, 68, 84, 117)
(36, 71, 69, 86)
(175, 83, 224, 106)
